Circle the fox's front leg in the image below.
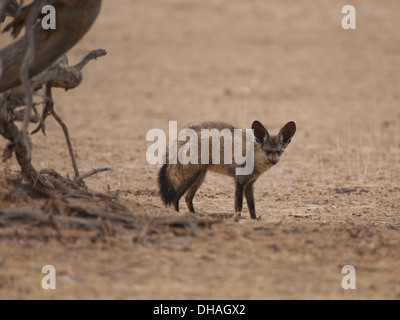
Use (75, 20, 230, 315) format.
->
(234, 181, 244, 217)
(245, 183, 256, 219)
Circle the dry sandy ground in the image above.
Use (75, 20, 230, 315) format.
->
(0, 0, 400, 299)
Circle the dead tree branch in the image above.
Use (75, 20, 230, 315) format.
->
(0, 0, 104, 186)
(0, 0, 103, 92)
(0, 48, 107, 185)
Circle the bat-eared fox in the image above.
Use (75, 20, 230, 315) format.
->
(158, 120, 296, 219)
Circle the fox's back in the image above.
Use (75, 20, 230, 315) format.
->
(188, 121, 238, 133)
(176, 121, 270, 178)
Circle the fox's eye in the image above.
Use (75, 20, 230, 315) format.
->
(266, 151, 272, 155)
(276, 151, 282, 156)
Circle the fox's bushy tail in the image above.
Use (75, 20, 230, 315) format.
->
(158, 164, 177, 207)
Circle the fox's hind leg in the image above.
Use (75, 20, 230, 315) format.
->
(173, 170, 205, 212)
(185, 171, 207, 214)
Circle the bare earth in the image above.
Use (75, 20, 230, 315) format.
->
(1, 0, 400, 300)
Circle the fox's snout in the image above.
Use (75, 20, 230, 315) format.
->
(265, 152, 282, 165)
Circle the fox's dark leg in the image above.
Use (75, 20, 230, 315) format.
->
(234, 182, 244, 214)
(174, 170, 203, 212)
(174, 198, 181, 211)
(245, 183, 256, 219)
(185, 171, 206, 214)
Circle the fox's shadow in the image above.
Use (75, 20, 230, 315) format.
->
(196, 212, 247, 220)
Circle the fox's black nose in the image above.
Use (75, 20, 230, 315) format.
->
(269, 160, 278, 165)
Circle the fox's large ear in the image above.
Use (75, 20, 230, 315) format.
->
(278, 121, 296, 145)
(252, 121, 270, 143)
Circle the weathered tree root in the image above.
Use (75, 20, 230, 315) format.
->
(0, 180, 223, 241)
